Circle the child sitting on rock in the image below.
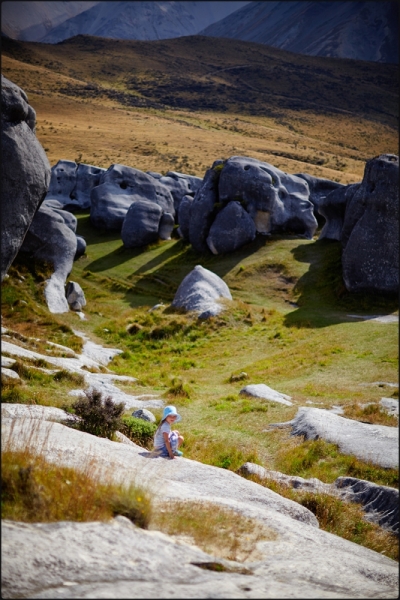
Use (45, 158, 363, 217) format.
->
(153, 405, 184, 459)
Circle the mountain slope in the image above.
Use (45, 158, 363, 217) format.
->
(38, 1, 250, 43)
(200, 0, 399, 63)
(0, 1, 99, 41)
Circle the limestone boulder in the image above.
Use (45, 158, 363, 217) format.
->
(71, 163, 106, 210)
(290, 407, 398, 469)
(65, 281, 86, 312)
(239, 384, 292, 406)
(122, 199, 163, 248)
(1, 75, 51, 281)
(177, 194, 194, 239)
(318, 183, 359, 241)
(206, 201, 256, 254)
(44, 160, 106, 211)
(219, 157, 318, 238)
(19, 205, 77, 313)
(188, 161, 223, 252)
(75, 235, 87, 260)
(132, 408, 156, 423)
(148, 170, 202, 217)
(90, 164, 174, 231)
(295, 172, 344, 223)
(172, 265, 232, 319)
(341, 154, 399, 293)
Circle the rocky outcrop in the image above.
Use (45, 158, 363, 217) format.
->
(290, 407, 398, 469)
(206, 201, 256, 254)
(239, 384, 293, 406)
(318, 183, 359, 241)
(1, 410, 398, 599)
(341, 154, 399, 293)
(121, 199, 174, 248)
(65, 281, 86, 311)
(90, 164, 175, 231)
(148, 170, 202, 217)
(180, 157, 318, 255)
(295, 172, 344, 224)
(132, 408, 156, 422)
(239, 463, 399, 534)
(44, 160, 106, 211)
(172, 265, 232, 319)
(19, 205, 78, 313)
(1, 75, 51, 281)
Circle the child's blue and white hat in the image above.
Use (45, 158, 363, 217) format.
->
(162, 405, 181, 422)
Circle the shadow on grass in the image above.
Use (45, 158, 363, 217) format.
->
(284, 239, 398, 329)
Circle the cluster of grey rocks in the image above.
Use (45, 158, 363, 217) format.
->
(1, 75, 398, 317)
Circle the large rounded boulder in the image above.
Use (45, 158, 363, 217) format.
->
(206, 201, 256, 254)
(341, 154, 399, 293)
(19, 205, 78, 313)
(1, 75, 51, 281)
(172, 265, 232, 319)
(90, 164, 174, 231)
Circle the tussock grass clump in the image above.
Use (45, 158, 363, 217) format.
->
(72, 388, 125, 439)
(150, 500, 276, 562)
(1, 449, 151, 528)
(9, 361, 53, 383)
(275, 439, 398, 488)
(343, 402, 398, 427)
(121, 416, 156, 448)
(166, 376, 192, 401)
(53, 370, 85, 385)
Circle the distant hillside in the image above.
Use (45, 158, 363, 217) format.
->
(200, 0, 399, 64)
(6, 1, 250, 44)
(2, 33, 397, 128)
(0, 1, 99, 41)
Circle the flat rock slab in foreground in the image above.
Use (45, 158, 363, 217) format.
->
(291, 407, 398, 469)
(1, 409, 398, 599)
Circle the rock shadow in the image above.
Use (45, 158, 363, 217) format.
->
(284, 239, 398, 329)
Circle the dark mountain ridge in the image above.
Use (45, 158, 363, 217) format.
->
(200, 1, 399, 64)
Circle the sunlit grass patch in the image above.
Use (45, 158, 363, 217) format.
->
(1, 449, 151, 528)
(182, 432, 260, 471)
(150, 500, 277, 562)
(274, 438, 399, 488)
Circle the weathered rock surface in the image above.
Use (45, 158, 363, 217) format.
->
(132, 408, 156, 422)
(1, 367, 20, 384)
(341, 154, 399, 293)
(65, 281, 86, 311)
(218, 157, 318, 238)
(90, 164, 174, 231)
(121, 198, 162, 247)
(206, 201, 256, 254)
(380, 397, 398, 416)
(1, 75, 51, 281)
(18, 205, 77, 313)
(188, 162, 222, 252)
(295, 172, 344, 223)
(148, 170, 202, 217)
(318, 183, 359, 241)
(1, 411, 398, 599)
(336, 477, 399, 534)
(172, 265, 232, 319)
(290, 407, 398, 469)
(44, 160, 106, 211)
(239, 384, 293, 406)
(239, 463, 399, 534)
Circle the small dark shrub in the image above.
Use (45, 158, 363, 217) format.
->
(72, 388, 125, 439)
(121, 416, 156, 448)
